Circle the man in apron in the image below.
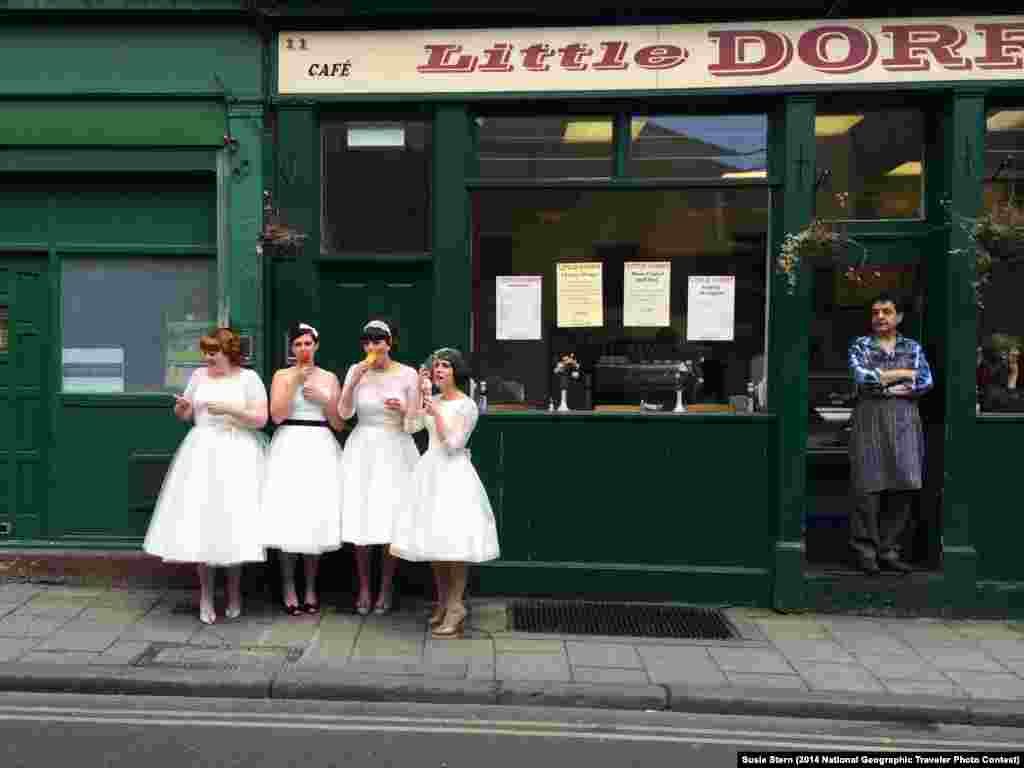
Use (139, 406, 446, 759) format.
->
(847, 292, 933, 575)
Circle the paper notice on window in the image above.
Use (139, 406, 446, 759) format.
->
(556, 262, 603, 328)
(686, 275, 736, 341)
(624, 261, 671, 327)
(496, 275, 543, 340)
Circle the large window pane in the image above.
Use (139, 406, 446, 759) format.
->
(627, 114, 768, 180)
(476, 116, 613, 179)
(473, 188, 769, 411)
(62, 258, 216, 393)
(978, 108, 1024, 413)
(321, 120, 432, 254)
(816, 109, 924, 220)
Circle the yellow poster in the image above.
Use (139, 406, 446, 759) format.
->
(557, 262, 603, 328)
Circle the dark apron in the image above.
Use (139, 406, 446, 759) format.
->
(848, 396, 925, 493)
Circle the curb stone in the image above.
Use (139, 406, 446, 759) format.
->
(272, 667, 497, 704)
(495, 681, 668, 711)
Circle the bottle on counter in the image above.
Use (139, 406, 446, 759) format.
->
(478, 380, 488, 415)
(746, 381, 756, 413)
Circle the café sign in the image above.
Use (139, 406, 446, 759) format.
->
(278, 16, 1024, 95)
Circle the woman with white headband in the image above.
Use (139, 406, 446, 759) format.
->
(262, 322, 345, 616)
(337, 318, 422, 615)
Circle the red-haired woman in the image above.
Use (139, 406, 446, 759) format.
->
(144, 327, 269, 625)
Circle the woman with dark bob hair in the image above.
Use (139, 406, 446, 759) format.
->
(262, 323, 346, 616)
(391, 348, 500, 639)
(144, 328, 269, 625)
(337, 318, 423, 615)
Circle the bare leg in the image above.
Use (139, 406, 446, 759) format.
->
(434, 562, 467, 638)
(429, 562, 448, 627)
(354, 545, 372, 614)
(280, 552, 299, 609)
(226, 566, 242, 619)
(197, 564, 215, 625)
(375, 546, 398, 613)
(303, 555, 321, 608)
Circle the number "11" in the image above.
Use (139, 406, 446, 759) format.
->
(285, 37, 309, 51)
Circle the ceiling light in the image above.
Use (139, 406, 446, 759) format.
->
(887, 161, 922, 176)
(563, 121, 614, 143)
(721, 169, 767, 179)
(815, 114, 864, 137)
(987, 110, 1024, 132)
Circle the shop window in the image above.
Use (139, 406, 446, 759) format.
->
(321, 120, 432, 254)
(472, 188, 769, 412)
(475, 116, 613, 180)
(61, 258, 216, 394)
(807, 266, 919, 451)
(815, 109, 925, 220)
(626, 114, 768, 180)
(0, 306, 8, 353)
(977, 108, 1024, 414)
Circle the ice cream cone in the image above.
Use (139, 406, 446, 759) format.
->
(364, 351, 378, 366)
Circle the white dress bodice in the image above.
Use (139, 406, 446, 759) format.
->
(187, 368, 265, 429)
(424, 395, 477, 456)
(343, 364, 421, 431)
(289, 379, 327, 421)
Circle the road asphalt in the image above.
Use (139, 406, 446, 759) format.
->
(3, 581, 1024, 727)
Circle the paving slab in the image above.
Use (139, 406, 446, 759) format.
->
(493, 637, 565, 655)
(824, 629, 913, 655)
(20, 651, 104, 665)
(976, 639, 1024, 661)
(0, 638, 39, 662)
(773, 639, 856, 664)
(637, 646, 727, 686)
(917, 648, 1008, 674)
(945, 671, 1024, 700)
(571, 666, 649, 685)
(565, 641, 642, 669)
(952, 622, 1024, 641)
(795, 662, 886, 693)
(708, 647, 795, 675)
(94, 641, 151, 665)
(853, 653, 951, 682)
(881, 679, 968, 697)
(117, 617, 201, 644)
(76, 606, 150, 626)
(497, 653, 571, 683)
(33, 628, 123, 653)
(272, 666, 497, 704)
(0, 614, 70, 638)
(725, 672, 808, 690)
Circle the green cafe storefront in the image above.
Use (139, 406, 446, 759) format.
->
(2, 4, 1024, 615)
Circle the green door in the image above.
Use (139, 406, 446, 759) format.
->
(0, 255, 51, 541)
(317, 262, 434, 375)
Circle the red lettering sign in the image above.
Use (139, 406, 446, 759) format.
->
(417, 44, 477, 73)
(479, 43, 514, 72)
(975, 22, 1024, 70)
(592, 41, 629, 70)
(634, 44, 687, 70)
(708, 30, 793, 76)
(881, 24, 970, 71)
(798, 25, 877, 74)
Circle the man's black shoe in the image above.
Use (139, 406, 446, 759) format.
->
(880, 557, 913, 574)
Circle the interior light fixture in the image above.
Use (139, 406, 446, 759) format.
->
(886, 161, 922, 177)
(721, 169, 767, 179)
(562, 119, 646, 143)
(815, 114, 864, 137)
(986, 110, 1024, 132)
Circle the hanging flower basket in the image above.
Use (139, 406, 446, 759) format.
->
(776, 219, 868, 296)
(259, 190, 308, 253)
(949, 200, 1024, 310)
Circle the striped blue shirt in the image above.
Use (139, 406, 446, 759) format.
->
(848, 335, 933, 396)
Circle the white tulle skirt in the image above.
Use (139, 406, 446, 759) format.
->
(262, 425, 344, 554)
(144, 424, 269, 566)
(339, 424, 420, 545)
(390, 449, 500, 563)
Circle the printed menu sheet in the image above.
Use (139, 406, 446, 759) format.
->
(624, 261, 671, 327)
(686, 275, 736, 341)
(556, 262, 603, 328)
(496, 275, 543, 340)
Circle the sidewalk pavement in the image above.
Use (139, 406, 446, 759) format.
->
(3, 581, 1024, 727)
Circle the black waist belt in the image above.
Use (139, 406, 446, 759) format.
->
(281, 419, 330, 427)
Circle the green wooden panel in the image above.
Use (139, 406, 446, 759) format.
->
(0, 25, 262, 99)
(0, 255, 50, 540)
(969, 419, 1024, 583)
(50, 176, 216, 247)
(51, 400, 187, 539)
(473, 415, 777, 574)
(0, 148, 217, 174)
(0, 102, 226, 147)
(0, 181, 50, 244)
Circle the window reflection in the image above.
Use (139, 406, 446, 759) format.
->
(321, 120, 432, 254)
(0, 306, 8, 353)
(473, 188, 769, 412)
(627, 114, 768, 180)
(978, 109, 1024, 414)
(815, 109, 924, 220)
(475, 116, 613, 179)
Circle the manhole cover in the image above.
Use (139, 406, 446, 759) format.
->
(510, 600, 738, 640)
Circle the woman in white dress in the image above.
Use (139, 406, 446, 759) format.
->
(391, 348, 500, 639)
(338, 319, 422, 615)
(144, 328, 269, 625)
(263, 323, 345, 616)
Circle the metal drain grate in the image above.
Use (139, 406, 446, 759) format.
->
(510, 600, 738, 640)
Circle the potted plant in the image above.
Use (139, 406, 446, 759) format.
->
(777, 219, 867, 296)
(950, 200, 1024, 310)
